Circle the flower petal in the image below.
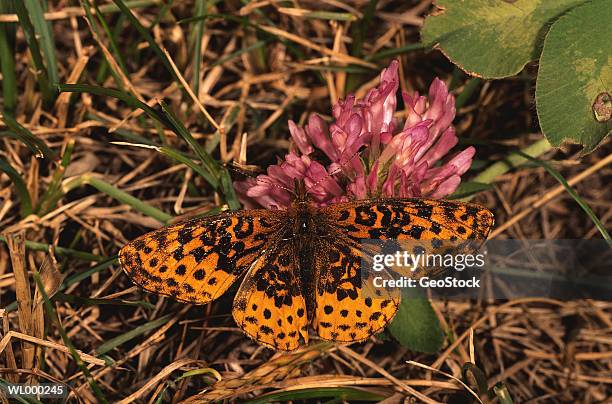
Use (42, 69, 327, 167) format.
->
(289, 120, 313, 155)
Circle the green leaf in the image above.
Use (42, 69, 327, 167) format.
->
(388, 292, 445, 353)
(421, 0, 588, 79)
(535, 0, 612, 152)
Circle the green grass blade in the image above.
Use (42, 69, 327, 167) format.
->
(350, 0, 377, 58)
(220, 169, 240, 210)
(1, 112, 57, 159)
(246, 387, 387, 403)
(281, 9, 357, 21)
(492, 382, 515, 404)
(449, 181, 493, 200)
(158, 145, 218, 187)
(289, 64, 371, 74)
(365, 43, 427, 62)
(62, 174, 173, 223)
(58, 84, 167, 124)
(147, 0, 174, 30)
(60, 85, 211, 166)
(0, 0, 17, 113)
(174, 367, 221, 382)
(464, 138, 553, 199)
(158, 100, 220, 180)
(64, 88, 223, 191)
(92, 0, 129, 76)
(517, 152, 612, 246)
(13, 0, 53, 104)
(0, 236, 108, 262)
(96, 314, 172, 355)
(159, 100, 238, 208)
(97, 0, 163, 13)
(80, 0, 128, 90)
(94, 13, 126, 85)
(54, 292, 155, 310)
(110, 0, 181, 85)
(112, 141, 218, 188)
(33, 272, 108, 403)
(455, 78, 482, 110)
(205, 104, 240, 152)
(191, 0, 207, 95)
(23, 0, 58, 86)
(62, 257, 118, 289)
(37, 138, 75, 214)
(0, 156, 33, 216)
(209, 39, 269, 68)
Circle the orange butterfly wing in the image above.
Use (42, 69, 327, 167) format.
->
(232, 241, 309, 350)
(313, 238, 400, 342)
(320, 198, 494, 242)
(312, 198, 494, 343)
(119, 210, 282, 304)
(120, 197, 494, 350)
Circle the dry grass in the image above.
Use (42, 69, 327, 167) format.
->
(0, 0, 611, 402)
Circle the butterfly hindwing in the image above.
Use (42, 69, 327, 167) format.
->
(119, 210, 282, 304)
(232, 241, 309, 350)
(313, 237, 400, 343)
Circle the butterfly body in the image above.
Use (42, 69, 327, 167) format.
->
(120, 196, 494, 350)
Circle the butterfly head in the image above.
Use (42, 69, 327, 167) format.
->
(293, 178, 312, 204)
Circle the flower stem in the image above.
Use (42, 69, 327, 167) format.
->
(473, 138, 552, 185)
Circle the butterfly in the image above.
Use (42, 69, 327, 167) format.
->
(119, 184, 494, 351)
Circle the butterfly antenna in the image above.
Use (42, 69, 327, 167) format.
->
(223, 161, 265, 177)
(257, 176, 295, 195)
(225, 162, 295, 196)
(304, 145, 368, 194)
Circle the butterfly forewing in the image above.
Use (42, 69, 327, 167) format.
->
(119, 210, 282, 304)
(232, 241, 309, 350)
(312, 198, 494, 343)
(319, 198, 494, 242)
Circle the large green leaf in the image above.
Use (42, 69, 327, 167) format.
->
(421, 0, 587, 78)
(388, 293, 445, 353)
(536, 0, 612, 152)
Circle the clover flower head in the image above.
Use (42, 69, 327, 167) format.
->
(235, 60, 475, 209)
